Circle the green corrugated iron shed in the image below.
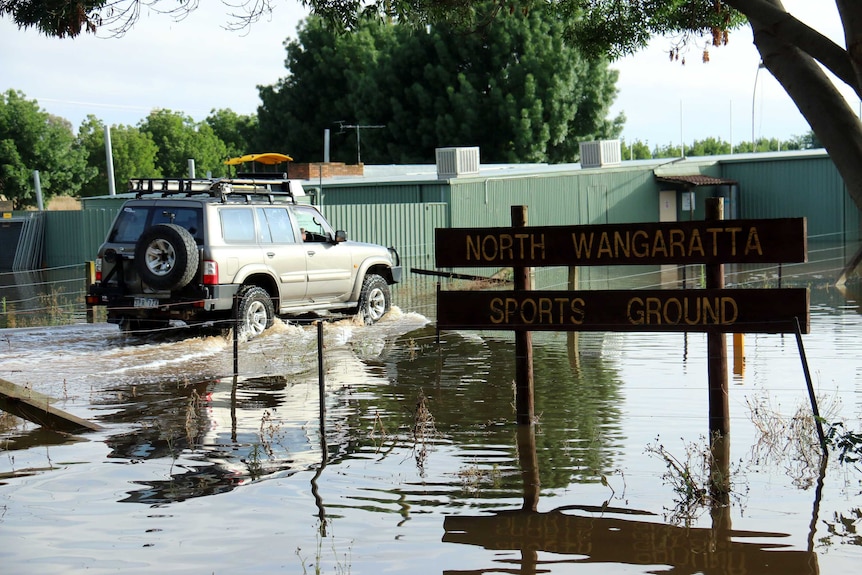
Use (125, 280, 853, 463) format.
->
(43, 148, 861, 278)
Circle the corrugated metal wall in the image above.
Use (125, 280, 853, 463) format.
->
(720, 155, 857, 241)
(0, 220, 23, 270)
(40, 203, 448, 279)
(316, 182, 450, 205)
(34, 155, 862, 275)
(322, 203, 449, 276)
(447, 166, 659, 229)
(43, 209, 116, 268)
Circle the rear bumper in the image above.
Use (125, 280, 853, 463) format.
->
(86, 283, 240, 319)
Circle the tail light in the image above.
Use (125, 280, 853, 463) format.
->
(95, 258, 102, 282)
(203, 260, 218, 285)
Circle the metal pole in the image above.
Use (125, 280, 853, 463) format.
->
(233, 294, 239, 376)
(33, 171, 44, 211)
(795, 317, 827, 451)
(104, 125, 116, 195)
(317, 321, 326, 431)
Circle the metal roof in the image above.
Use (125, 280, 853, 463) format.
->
(654, 174, 737, 187)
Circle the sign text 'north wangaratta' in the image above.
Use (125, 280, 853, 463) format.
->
(435, 218, 807, 267)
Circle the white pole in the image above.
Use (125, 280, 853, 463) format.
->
(324, 129, 330, 163)
(104, 125, 116, 196)
(188, 159, 196, 179)
(680, 100, 685, 158)
(33, 170, 44, 210)
(729, 100, 733, 154)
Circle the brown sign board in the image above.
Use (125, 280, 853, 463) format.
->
(435, 218, 807, 267)
(436, 288, 809, 333)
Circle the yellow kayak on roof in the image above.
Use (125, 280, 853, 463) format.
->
(224, 152, 293, 166)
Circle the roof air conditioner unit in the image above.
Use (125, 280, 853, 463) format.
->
(579, 140, 622, 168)
(436, 147, 480, 179)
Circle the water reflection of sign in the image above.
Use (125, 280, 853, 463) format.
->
(437, 288, 810, 333)
(443, 509, 818, 574)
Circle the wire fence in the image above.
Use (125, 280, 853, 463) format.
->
(0, 234, 859, 333)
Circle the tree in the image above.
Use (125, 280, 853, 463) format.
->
(258, 9, 623, 164)
(6, 3, 862, 215)
(686, 137, 732, 157)
(0, 89, 94, 208)
(138, 109, 229, 178)
(205, 109, 258, 159)
(621, 139, 652, 160)
(77, 115, 160, 196)
(257, 17, 399, 164)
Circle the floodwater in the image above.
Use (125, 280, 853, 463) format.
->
(2, 260, 862, 574)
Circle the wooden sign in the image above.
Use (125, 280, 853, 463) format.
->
(436, 288, 809, 333)
(435, 218, 807, 267)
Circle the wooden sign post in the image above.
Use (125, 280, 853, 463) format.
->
(436, 208, 809, 436)
(511, 206, 535, 425)
(705, 198, 729, 436)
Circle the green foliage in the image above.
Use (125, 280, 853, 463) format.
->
(259, 6, 623, 164)
(138, 109, 229, 178)
(621, 139, 652, 160)
(77, 115, 160, 196)
(205, 109, 258, 159)
(0, 89, 94, 208)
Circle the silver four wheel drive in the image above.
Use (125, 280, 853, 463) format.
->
(86, 176, 402, 338)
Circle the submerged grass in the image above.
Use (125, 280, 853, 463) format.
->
(645, 434, 747, 526)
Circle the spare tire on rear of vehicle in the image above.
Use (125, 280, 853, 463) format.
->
(134, 223, 199, 291)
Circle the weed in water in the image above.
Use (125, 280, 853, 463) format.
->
(296, 521, 352, 574)
(410, 389, 438, 475)
(823, 421, 862, 471)
(645, 435, 747, 526)
(457, 463, 503, 494)
(746, 391, 841, 488)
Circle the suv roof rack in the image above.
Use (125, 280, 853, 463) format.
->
(129, 178, 306, 203)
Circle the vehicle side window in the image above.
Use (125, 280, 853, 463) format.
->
(219, 208, 256, 243)
(292, 206, 333, 242)
(111, 207, 149, 243)
(257, 207, 297, 244)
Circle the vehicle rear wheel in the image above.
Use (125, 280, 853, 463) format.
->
(236, 285, 275, 339)
(357, 274, 390, 325)
(134, 224, 199, 291)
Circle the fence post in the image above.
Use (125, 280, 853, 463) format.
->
(85, 261, 96, 323)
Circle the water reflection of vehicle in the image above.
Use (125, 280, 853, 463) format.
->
(107, 375, 328, 505)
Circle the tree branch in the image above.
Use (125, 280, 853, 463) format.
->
(724, 0, 860, 97)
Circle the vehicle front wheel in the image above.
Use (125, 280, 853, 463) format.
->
(357, 274, 391, 325)
(236, 285, 275, 339)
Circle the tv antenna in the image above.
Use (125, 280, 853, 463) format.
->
(335, 121, 385, 164)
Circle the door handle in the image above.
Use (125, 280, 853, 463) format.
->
(266, 252, 275, 258)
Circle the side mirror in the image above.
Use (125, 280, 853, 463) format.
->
(335, 230, 348, 243)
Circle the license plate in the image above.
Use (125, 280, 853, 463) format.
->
(134, 297, 159, 308)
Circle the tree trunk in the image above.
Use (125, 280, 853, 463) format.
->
(727, 1, 862, 281)
(749, 21, 862, 212)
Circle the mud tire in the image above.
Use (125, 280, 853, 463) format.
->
(237, 285, 275, 339)
(357, 274, 390, 325)
(134, 224, 199, 291)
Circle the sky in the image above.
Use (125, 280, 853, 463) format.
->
(1, 1, 858, 159)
